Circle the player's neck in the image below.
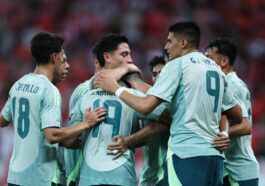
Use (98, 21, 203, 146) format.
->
(34, 65, 54, 82)
(222, 66, 234, 75)
(182, 48, 198, 56)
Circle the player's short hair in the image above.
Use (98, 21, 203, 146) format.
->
(168, 21, 200, 49)
(121, 72, 143, 87)
(205, 37, 237, 66)
(148, 56, 166, 72)
(92, 34, 129, 67)
(31, 32, 64, 65)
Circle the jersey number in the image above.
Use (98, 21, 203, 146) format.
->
(12, 97, 30, 138)
(206, 71, 220, 112)
(92, 99, 122, 137)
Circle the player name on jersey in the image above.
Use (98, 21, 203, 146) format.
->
(91, 90, 115, 96)
(190, 57, 219, 67)
(16, 83, 39, 94)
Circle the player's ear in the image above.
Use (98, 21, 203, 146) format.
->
(103, 52, 111, 65)
(181, 38, 188, 49)
(50, 52, 57, 64)
(222, 56, 230, 67)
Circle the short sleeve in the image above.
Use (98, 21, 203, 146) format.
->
(147, 59, 182, 102)
(222, 79, 238, 112)
(40, 85, 62, 129)
(1, 93, 12, 122)
(69, 98, 83, 125)
(69, 80, 92, 125)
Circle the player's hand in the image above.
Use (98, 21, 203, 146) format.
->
(213, 132, 230, 151)
(93, 70, 120, 93)
(107, 136, 128, 160)
(84, 107, 106, 128)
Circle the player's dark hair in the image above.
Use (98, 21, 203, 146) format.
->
(205, 37, 237, 66)
(168, 21, 200, 49)
(148, 56, 166, 73)
(31, 32, 64, 65)
(121, 72, 143, 87)
(92, 34, 129, 67)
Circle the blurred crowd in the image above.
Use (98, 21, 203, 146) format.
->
(0, 0, 265, 185)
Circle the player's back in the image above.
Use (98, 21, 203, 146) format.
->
(69, 78, 93, 115)
(224, 72, 259, 181)
(78, 88, 139, 168)
(71, 88, 143, 186)
(148, 52, 236, 158)
(174, 52, 225, 138)
(5, 73, 61, 186)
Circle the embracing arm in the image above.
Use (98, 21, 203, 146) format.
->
(222, 104, 251, 136)
(229, 117, 251, 137)
(213, 115, 230, 150)
(213, 105, 248, 150)
(94, 69, 162, 114)
(107, 108, 171, 159)
(95, 63, 141, 82)
(120, 92, 161, 115)
(44, 123, 88, 145)
(44, 107, 106, 145)
(223, 104, 243, 124)
(108, 121, 169, 160)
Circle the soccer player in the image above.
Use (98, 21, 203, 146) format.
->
(64, 33, 137, 186)
(138, 56, 168, 186)
(149, 56, 166, 83)
(205, 38, 260, 186)
(70, 72, 169, 186)
(0, 32, 106, 186)
(103, 58, 169, 186)
(94, 21, 243, 185)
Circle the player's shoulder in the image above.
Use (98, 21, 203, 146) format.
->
(227, 72, 250, 100)
(227, 72, 248, 90)
(182, 52, 220, 69)
(14, 73, 56, 92)
(70, 78, 93, 102)
(73, 79, 93, 94)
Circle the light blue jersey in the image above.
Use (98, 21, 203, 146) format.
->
(64, 78, 93, 185)
(1, 73, 61, 186)
(224, 72, 259, 181)
(69, 79, 93, 119)
(70, 88, 165, 186)
(139, 104, 170, 186)
(147, 52, 237, 159)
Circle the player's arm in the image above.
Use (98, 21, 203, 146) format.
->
(223, 104, 243, 124)
(213, 104, 243, 150)
(228, 117, 251, 137)
(0, 96, 12, 127)
(108, 107, 171, 159)
(222, 102, 251, 137)
(111, 108, 170, 150)
(227, 98, 251, 137)
(95, 63, 141, 82)
(128, 78, 151, 93)
(44, 107, 106, 144)
(213, 115, 230, 150)
(60, 132, 82, 149)
(0, 114, 10, 127)
(94, 71, 161, 114)
(108, 121, 169, 160)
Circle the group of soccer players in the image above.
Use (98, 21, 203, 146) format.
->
(0, 21, 260, 186)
